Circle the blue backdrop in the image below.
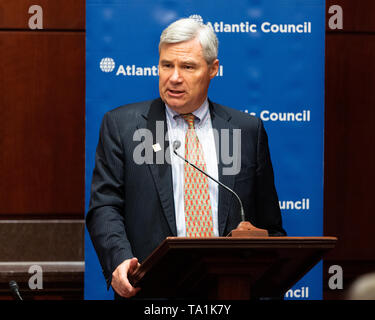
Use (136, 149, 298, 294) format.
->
(85, 0, 325, 300)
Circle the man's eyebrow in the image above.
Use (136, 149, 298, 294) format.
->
(181, 60, 198, 66)
(159, 59, 199, 65)
(160, 59, 172, 64)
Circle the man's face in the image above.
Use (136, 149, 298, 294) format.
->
(158, 38, 219, 114)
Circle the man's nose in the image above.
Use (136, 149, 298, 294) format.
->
(170, 67, 182, 83)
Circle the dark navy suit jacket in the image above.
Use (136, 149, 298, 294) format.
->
(86, 97, 286, 288)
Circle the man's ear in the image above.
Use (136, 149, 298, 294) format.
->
(209, 59, 220, 79)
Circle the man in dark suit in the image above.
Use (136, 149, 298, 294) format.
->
(86, 17, 286, 299)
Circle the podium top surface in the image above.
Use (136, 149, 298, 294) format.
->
(162, 236, 337, 247)
(138, 236, 337, 270)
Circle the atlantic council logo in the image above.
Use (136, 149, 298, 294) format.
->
(99, 57, 115, 73)
(98, 56, 223, 77)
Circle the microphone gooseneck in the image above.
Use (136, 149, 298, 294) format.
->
(173, 140, 245, 222)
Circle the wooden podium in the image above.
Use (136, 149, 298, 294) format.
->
(129, 237, 337, 299)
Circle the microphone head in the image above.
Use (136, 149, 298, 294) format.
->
(173, 140, 181, 151)
(9, 280, 19, 291)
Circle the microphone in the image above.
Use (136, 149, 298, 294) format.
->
(172, 140, 245, 222)
(9, 281, 23, 301)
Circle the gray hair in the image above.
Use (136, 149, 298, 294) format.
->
(159, 18, 219, 65)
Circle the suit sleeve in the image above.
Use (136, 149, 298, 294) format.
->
(255, 119, 286, 236)
(86, 112, 134, 289)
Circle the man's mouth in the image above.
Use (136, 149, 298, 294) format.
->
(167, 89, 185, 97)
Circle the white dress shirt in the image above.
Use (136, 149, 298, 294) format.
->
(165, 99, 219, 237)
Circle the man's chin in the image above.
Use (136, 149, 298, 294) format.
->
(163, 100, 187, 112)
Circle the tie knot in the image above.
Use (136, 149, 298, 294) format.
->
(181, 113, 196, 129)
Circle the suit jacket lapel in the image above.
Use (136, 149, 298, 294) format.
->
(209, 100, 235, 236)
(138, 98, 177, 236)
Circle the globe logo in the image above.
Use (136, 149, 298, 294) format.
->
(100, 57, 115, 73)
(189, 14, 203, 24)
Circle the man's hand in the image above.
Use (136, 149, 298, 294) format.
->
(111, 257, 141, 298)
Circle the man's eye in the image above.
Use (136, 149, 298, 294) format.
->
(184, 65, 194, 70)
